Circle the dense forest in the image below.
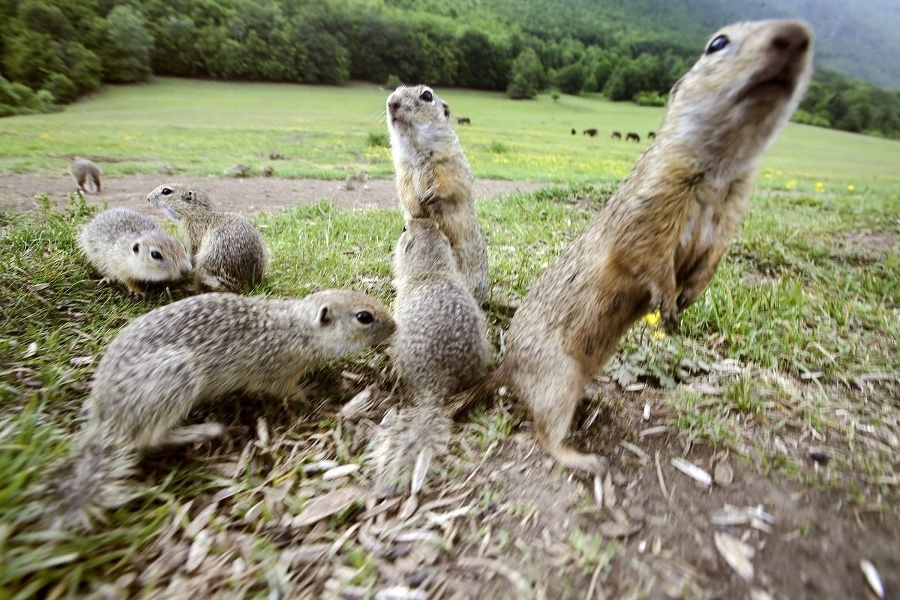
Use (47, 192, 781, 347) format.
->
(1, 0, 898, 139)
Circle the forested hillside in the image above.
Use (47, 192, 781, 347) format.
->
(1, 0, 898, 138)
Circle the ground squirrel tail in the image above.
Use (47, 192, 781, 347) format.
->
(371, 401, 452, 496)
(48, 438, 140, 531)
(444, 367, 505, 418)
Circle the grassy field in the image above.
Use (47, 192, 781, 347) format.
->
(0, 79, 898, 598)
(1, 77, 900, 189)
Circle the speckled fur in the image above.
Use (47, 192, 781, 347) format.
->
(78, 207, 192, 296)
(387, 85, 489, 303)
(374, 218, 490, 494)
(147, 183, 268, 293)
(498, 19, 814, 472)
(57, 290, 395, 529)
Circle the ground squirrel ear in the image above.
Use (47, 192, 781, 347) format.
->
(442, 102, 450, 119)
(132, 242, 140, 253)
(316, 305, 332, 325)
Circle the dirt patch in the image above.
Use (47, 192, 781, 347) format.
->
(834, 230, 900, 264)
(0, 174, 545, 215)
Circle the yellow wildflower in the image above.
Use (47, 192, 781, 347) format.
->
(643, 311, 661, 327)
(653, 330, 667, 340)
(847, 184, 855, 192)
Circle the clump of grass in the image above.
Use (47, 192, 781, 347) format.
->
(488, 141, 508, 154)
(366, 131, 389, 148)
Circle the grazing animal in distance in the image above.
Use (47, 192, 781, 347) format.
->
(626, 132, 641, 142)
(456, 117, 471, 125)
(583, 128, 598, 137)
(611, 131, 622, 140)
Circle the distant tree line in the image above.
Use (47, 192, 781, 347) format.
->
(0, 0, 897, 138)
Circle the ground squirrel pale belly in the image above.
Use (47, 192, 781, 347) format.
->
(373, 218, 490, 495)
(498, 19, 813, 472)
(387, 84, 490, 303)
(78, 207, 192, 297)
(147, 183, 268, 293)
(51, 290, 395, 529)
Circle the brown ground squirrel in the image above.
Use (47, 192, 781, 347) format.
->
(496, 19, 813, 472)
(373, 218, 490, 495)
(78, 207, 192, 297)
(342, 170, 369, 190)
(147, 183, 268, 293)
(69, 156, 101, 194)
(53, 290, 395, 528)
(387, 84, 490, 303)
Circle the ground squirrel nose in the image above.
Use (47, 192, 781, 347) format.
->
(771, 21, 811, 57)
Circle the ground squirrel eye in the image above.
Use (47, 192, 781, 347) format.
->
(161, 187, 173, 195)
(150, 250, 163, 260)
(355, 311, 374, 324)
(132, 243, 140, 253)
(707, 35, 729, 54)
(419, 90, 433, 102)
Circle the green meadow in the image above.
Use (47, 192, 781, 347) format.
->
(0, 78, 898, 597)
(2, 77, 899, 191)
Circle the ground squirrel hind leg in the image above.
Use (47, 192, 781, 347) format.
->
(529, 369, 608, 474)
(161, 423, 226, 446)
(196, 270, 239, 293)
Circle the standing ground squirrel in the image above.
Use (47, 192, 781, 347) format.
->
(373, 218, 490, 495)
(53, 290, 395, 528)
(497, 19, 813, 472)
(147, 183, 268, 293)
(69, 156, 101, 194)
(342, 170, 369, 191)
(387, 84, 489, 303)
(78, 207, 192, 297)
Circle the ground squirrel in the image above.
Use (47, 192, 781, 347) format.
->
(147, 183, 268, 292)
(496, 19, 813, 472)
(342, 170, 369, 191)
(68, 156, 101, 194)
(373, 218, 490, 495)
(227, 163, 251, 177)
(78, 207, 192, 297)
(387, 84, 489, 303)
(53, 290, 395, 528)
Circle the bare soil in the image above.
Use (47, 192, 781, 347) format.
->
(0, 174, 545, 214)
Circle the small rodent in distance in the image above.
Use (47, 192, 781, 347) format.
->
(69, 156, 101, 194)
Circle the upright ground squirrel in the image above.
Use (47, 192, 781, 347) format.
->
(387, 84, 490, 303)
(498, 19, 813, 471)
